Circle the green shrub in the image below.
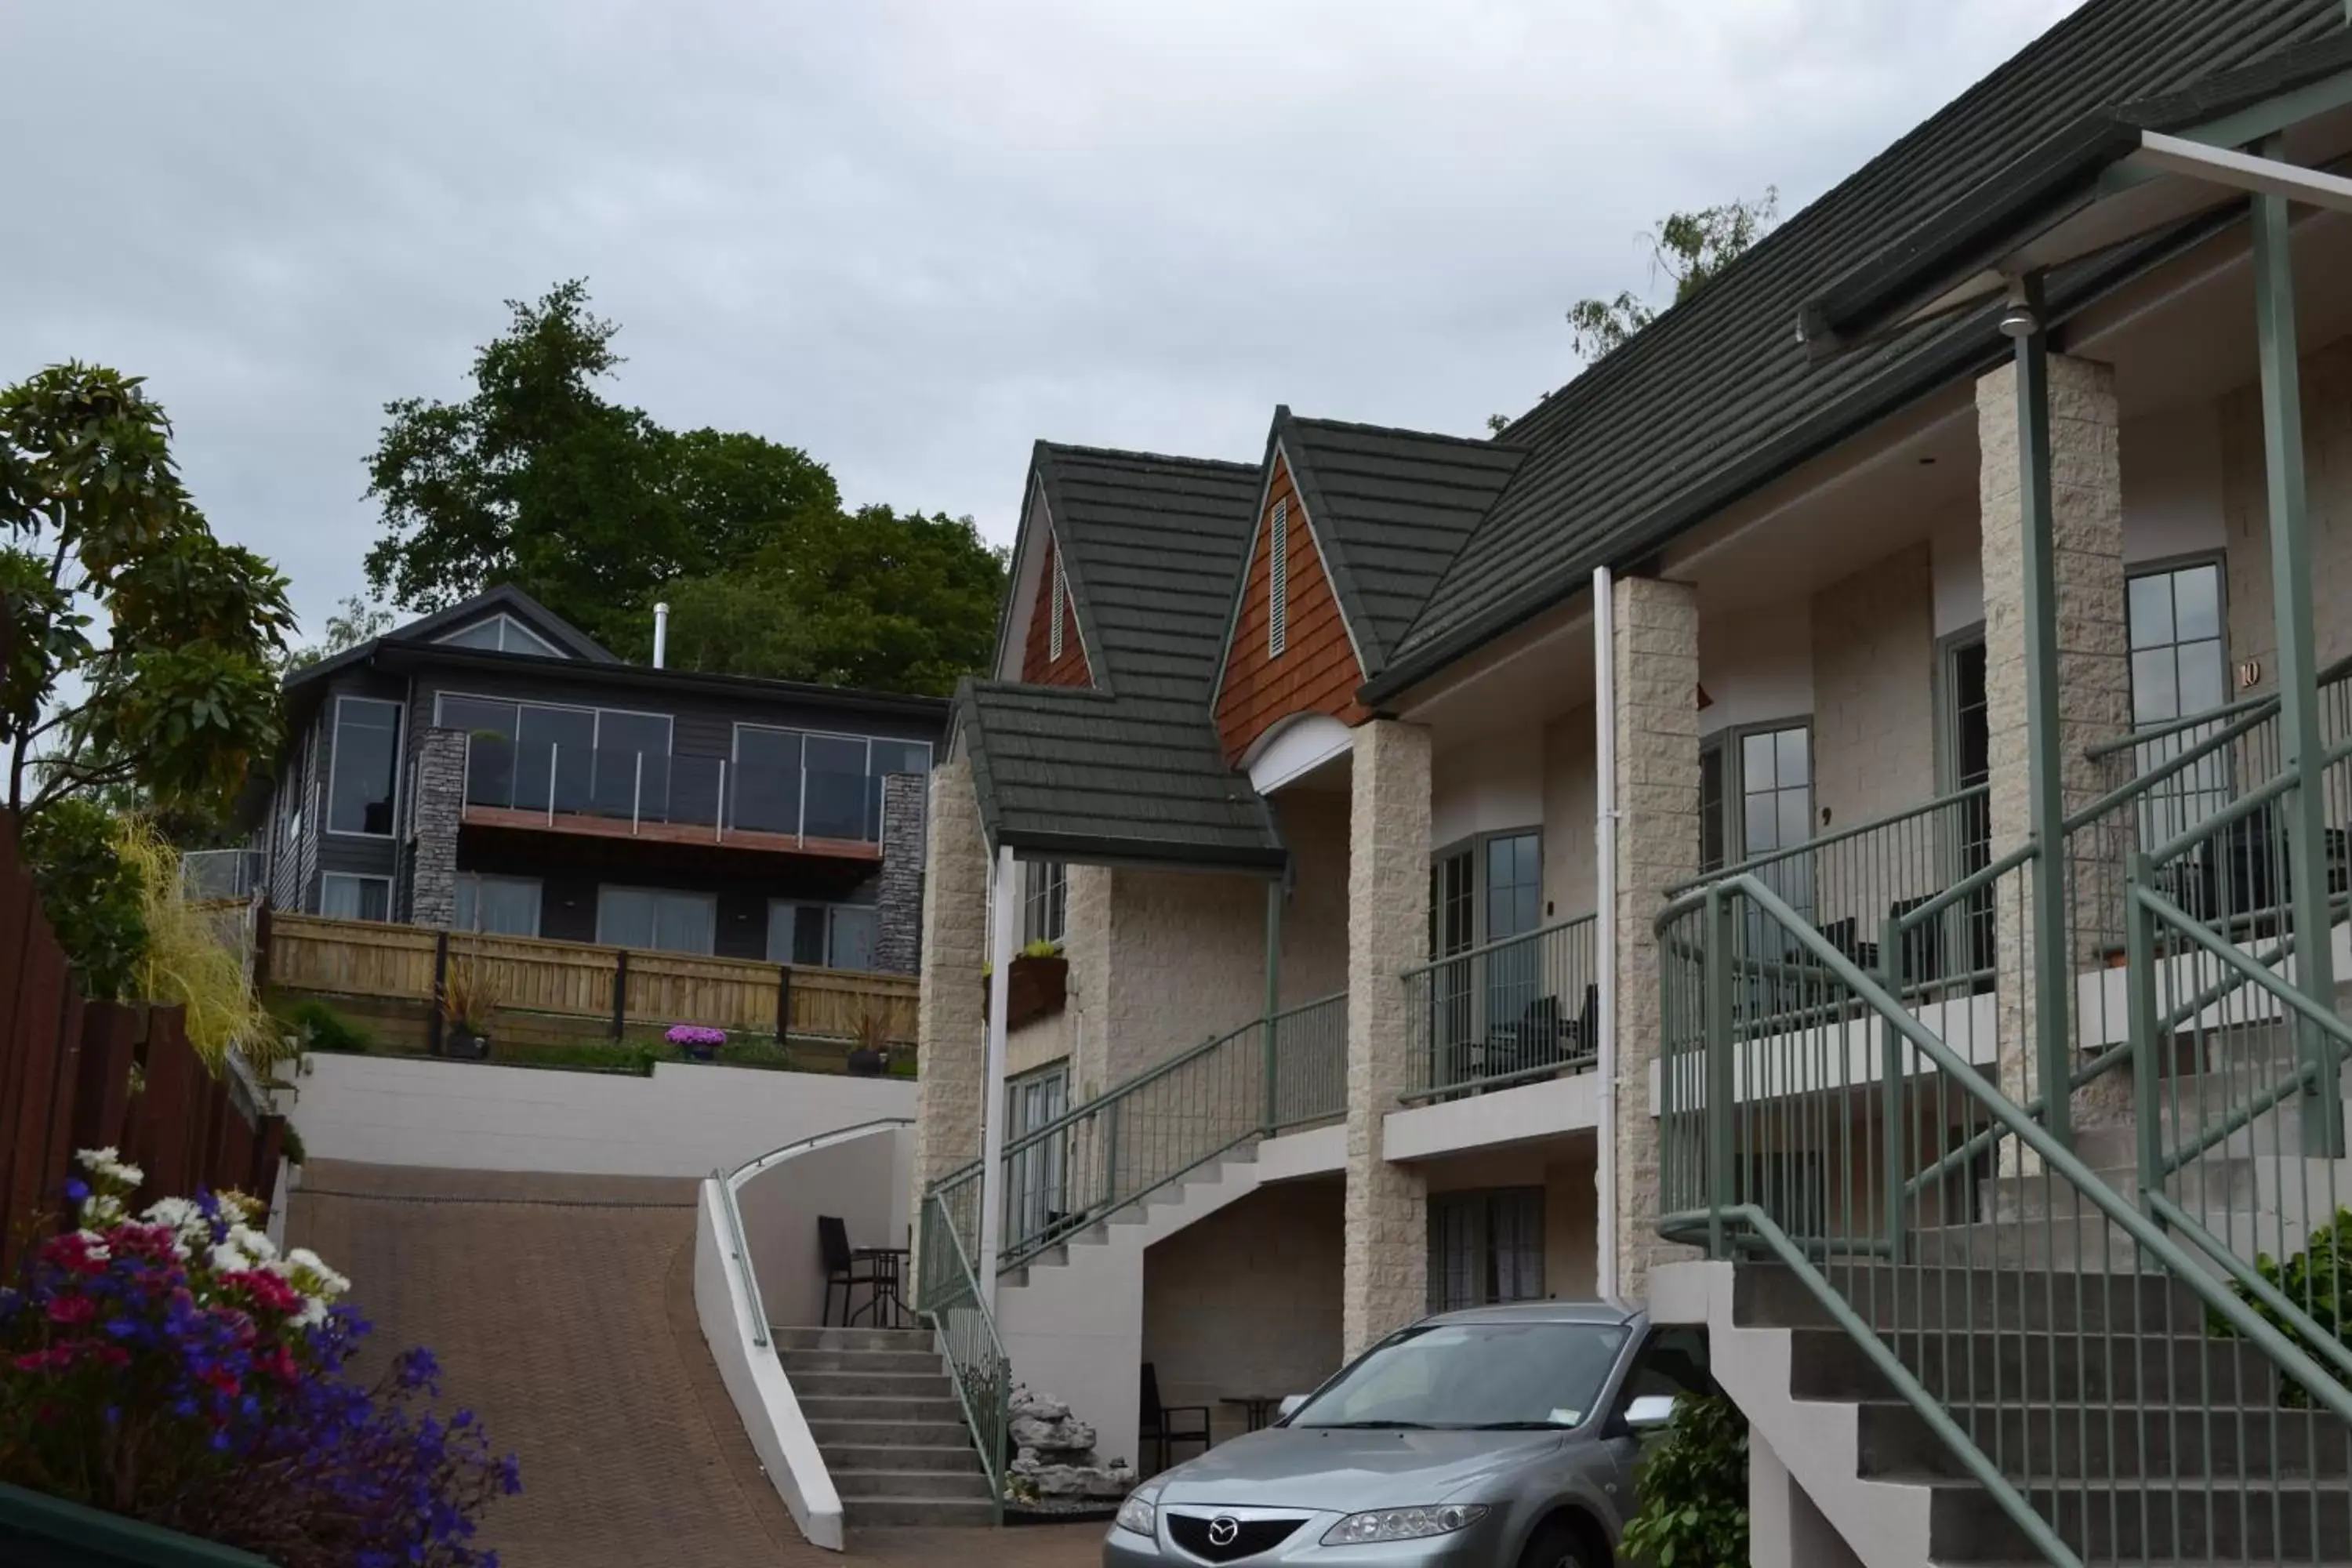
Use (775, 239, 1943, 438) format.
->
(287, 998, 372, 1054)
(19, 797, 148, 998)
(2212, 1207, 2352, 1406)
(1619, 1392, 1748, 1568)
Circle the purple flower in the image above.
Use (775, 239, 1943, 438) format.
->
(664, 1024, 727, 1048)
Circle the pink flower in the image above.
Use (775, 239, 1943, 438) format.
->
(47, 1294, 96, 1326)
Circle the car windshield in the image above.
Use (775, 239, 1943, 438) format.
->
(1288, 1319, 1628, 1431)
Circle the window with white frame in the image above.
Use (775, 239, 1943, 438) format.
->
(1022, 861, 1067, 948)
(597, 887, 717, 955)
(434, 614, 564, 657)
(320, 873, 391, 923)
(327, 697, 401, 837)
(455, 874, 541, 937)
(1268, 499, 1290, 659)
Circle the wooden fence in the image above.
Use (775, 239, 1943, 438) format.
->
(0, 818, 286, 1280)
(259, 912, 920, 1044)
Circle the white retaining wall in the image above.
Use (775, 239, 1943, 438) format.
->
(287, 1054, 916, 1176)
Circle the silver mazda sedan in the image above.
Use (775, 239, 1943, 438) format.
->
(1102, 1301, 1708, 1568)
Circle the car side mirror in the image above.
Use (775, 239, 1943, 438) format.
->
(1276, 1395, 1308, 1421)
(1622, 1395, 1678, 1432)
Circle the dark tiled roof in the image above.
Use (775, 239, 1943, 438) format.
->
(957, 681, 1284, 868)
(1033, 443, 1263, 700)
(1370, 0, 2350, 702)
(1273, 410, 1528, 677)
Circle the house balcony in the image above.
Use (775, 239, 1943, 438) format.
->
(1401, 913, 1600, 1105)
(456, 736, 889, 868)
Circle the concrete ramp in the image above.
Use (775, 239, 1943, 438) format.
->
(288, 1160, 807, 1568)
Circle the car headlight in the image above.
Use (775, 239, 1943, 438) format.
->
(1114, 1493, 1157, 1537)
(1320, 1503, 1488, 1545)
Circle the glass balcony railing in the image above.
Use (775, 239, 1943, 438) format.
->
(458, 735, 892, 844)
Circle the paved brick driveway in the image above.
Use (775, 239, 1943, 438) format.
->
(289, 1161, 1102, 1567)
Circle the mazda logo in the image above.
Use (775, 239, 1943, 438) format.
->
(1207, 1516, 1240, 1548)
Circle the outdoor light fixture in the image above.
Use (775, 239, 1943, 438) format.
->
(1998, 299, 2040, 339)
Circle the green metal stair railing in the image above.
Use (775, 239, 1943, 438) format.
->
(916, 1186, 1009, 1523)
(1657, 871, 2352, 1568)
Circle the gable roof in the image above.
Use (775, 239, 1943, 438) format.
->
(1029, 442, 1262, 699)
(1366, 0, 2352, 704)
(285, 584, 615, 691)
(1266, 409, 1527, 680)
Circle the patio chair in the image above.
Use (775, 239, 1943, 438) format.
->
(1140, 1363, 1210, 1472)
(818, 1214, 891, 1327)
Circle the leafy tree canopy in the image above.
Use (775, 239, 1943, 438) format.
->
(364, 281, 1004, 692)
(286, 594, 395, 672)
(1, 364, 293, 824)
(1567, 188, 1780, 365)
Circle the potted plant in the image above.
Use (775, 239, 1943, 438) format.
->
(846, 1008, 890, 1077)
(990, 939, 1069, 1031)
(666, 1023, 725, 1062)
(439, 961, 499, 1060)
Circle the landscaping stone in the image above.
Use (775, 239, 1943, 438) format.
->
(1005, 1387, 1134, 1501)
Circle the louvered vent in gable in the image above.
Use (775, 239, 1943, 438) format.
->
(1269, 499, 1289, 659)
(1049, 547, 1067, 662)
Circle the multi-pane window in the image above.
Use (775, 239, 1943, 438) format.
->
(597, 887, 717, 955)
(2128, 563, 2230, 842)
(320, 873, 390, 923)
(328, 697, 401, 836)
(1428, 1189, 1545, 1315)
(434, 614, 562, 656)
(1005, 1065, 1070, 1243)
(1698, 744, 1726, 874)
(1484, 833, 1543, 1029)
(768, 901, 880, 970)
(1023, 861, 1068, 948)
(455, 874, 540, 937)
(1269, 499, 1290, 659)
(1740, 727, 1811, 863)
(732, 725, 934, 844)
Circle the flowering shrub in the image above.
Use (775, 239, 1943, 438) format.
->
(665, 1024, 726, 1049)
(0, 1150, 519, 1565)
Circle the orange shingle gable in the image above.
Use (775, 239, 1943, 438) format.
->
(1216, 456, 1367, 764)
(1020, 532, 1093, 688)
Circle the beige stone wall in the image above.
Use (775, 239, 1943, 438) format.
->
(1064, 865, 1113, 1099)
(1344, 720, 1432, 1356)
(1976, 353, 2131, 1133)
(1613, 575, 1702, 1297)
(1006, 1011, 1071, 1080)
(1102, 867, 1271, 1087)
(913, 759, 989, 1208)
(2222, 333, 2352, 690)
(1273, 788, 1352, 1006)
(1142, 1179, 1345, 1445)
(1542, 703, 1599, 920)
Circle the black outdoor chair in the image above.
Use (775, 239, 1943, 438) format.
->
(1140, 1362, 1210, 1472)
(818, 1214, 891, 1327)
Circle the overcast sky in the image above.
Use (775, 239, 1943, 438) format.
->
(1, 0, 2082, 639)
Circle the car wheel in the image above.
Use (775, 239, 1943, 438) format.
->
(1516, 1519, 1595, 1568)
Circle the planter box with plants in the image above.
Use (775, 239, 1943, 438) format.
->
(988, 942, 1068, 1032)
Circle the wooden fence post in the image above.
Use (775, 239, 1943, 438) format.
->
(71, 1004, 140, 1160)
(429, 930, 448, 1057)
(252, 898, 274, 991)
(612, 950, 630, 1040)
(775, 965, 792, 1046)
(130, 1007, 198, 1208)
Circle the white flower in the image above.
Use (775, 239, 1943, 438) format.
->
(210, 1241, 252, 1274)
(228, 1224, 278, 1264)
(285, 1247, 350, 1298)
(72, 1230, 113, 1262)
(292, 1297, 331, 1330)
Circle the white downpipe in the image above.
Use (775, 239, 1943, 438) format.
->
(976, 843, 1018, 1312)
(1592, 567, 1621, 1304)
(652, 601, 670, 670)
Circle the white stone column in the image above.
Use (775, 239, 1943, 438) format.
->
(1976, 354, 2129, 1131)
(1612, 575, 1701, 1299)
(1342, 719, 1430, 1357)
(913, 758, 989, 1210)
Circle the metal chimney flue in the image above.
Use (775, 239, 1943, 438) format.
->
(652, 601, 670, 670)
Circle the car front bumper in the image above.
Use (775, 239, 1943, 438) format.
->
(1102, 1508, 1512, 1566)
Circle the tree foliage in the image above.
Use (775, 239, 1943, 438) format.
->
(1568, 189, 1780, 365)
(1619, 1392, 1749, 1568)
(0, 364, 293, 826)
(286, 594, 396, 672)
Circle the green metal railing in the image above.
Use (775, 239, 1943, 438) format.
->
(1267, 990, 1348, 1131)
(1403, 913, 1598, 1102)
(916, 1186, 1009, 1523)
(1658, 871, 2352, 1568)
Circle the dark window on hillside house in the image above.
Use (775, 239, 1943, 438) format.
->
(328, 698, 401, 836)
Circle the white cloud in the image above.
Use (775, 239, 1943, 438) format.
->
(0, 0, 2080, 636)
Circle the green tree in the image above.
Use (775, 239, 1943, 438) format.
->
(1, 364, 293, 822)
(1569, 188, 1780, 365)
(362, 281, 840, 655)
(286, 593, 396, 671)
(658, 504, 1006, 694)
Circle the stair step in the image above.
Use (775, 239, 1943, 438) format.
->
(771, 1326, 933, 1354)
(789, 1370, 953, 1400)
(844, 1496, 998, 1529)
(1858, 1399, 2352, 1480)
(798, 1394, 966, 1424)
(1787, 1327, 2274, 1404)
(819, 1443, 982, 1475)
(778, 1347, 946, 1375)
(1735, 1265, 2201, 1335)
(832, 1467, 994, 1501)
(808, 1417, 975, 1448)
(1930, 1478, 2352, 1561)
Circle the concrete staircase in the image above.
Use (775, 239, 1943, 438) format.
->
(1658, 1258, 2352, 1567)
(775, 1326, 995, 1529)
